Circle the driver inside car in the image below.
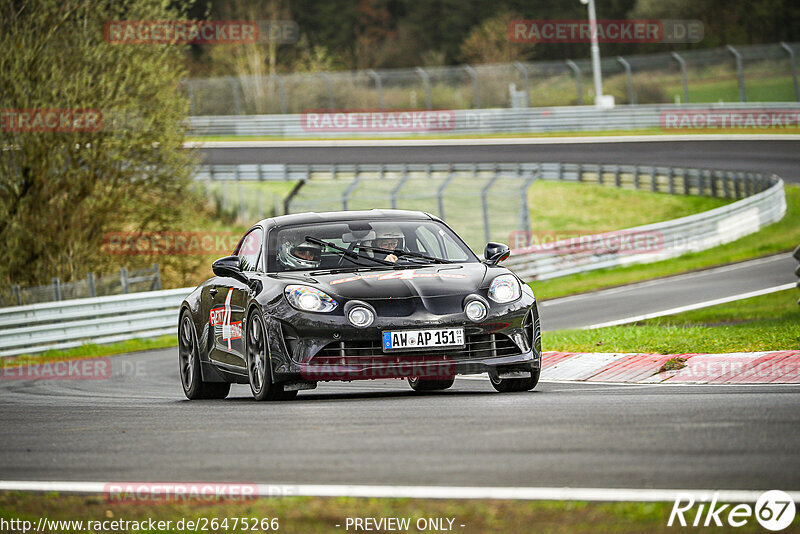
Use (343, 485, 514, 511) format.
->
(278, 240, 322, 269)
(370, 228, 404, 263)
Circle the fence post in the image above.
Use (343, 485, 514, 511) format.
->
(670, 52, 689, 104)
(650, 167, 657, 192)
(226, 76, 243, 115)
(698, 170, 705, 196)
(565, 60, 583, 105)
(668, 167, 675, 194)
(781, 42, 800, 102)
(463, 65, 480, 109)
(152, 264, 162, 291)
(616, 56, 636, 104)
(269, 74, 288, 114)
(683, 169, 690, 195)
(513, 62, 530, 107)
(316, 72, 335, 110)
(481, 165, 501, 243)
(341, 165, 362, 210)
(710, 170, 719, 197)
(13, 284, 22, 306)
(415, 67, 432, 110)
(518, 165, 540, 241)
(366, 69, 384, 110)
(184, 79, 195, 115)
(633, 165, 640, 189)
(52, 277, 61, 301)
(437, 164, 456, 219)
(87, 273, 96, 297)
(391, 164, 410, 209)
(120, 268, 129, 294)
(726, 45, 746, 102)
(284, 179, 306, 215)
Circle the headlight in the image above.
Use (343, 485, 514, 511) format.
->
(465, 300, 488, 322)
(348, 306, 375, 328)
(284, 285, 338, 312)
(488, 274, 521, 303)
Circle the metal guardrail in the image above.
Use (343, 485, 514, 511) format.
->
(188, 102, 800, 137)
(505, 170, 785, 280)
(0, 288, 191, 357)
(2, 163, 787, 356)
(794, 243, 800, 305)
(2, 265, 162, 308)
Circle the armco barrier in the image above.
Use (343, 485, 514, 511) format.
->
(0, 288, 192, 357)
(187, 102, 800, 137)
(794, 243, 800, 304)
(505, 166, 785, 280)
(1, 163, 786, 355)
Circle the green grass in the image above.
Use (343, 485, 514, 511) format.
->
(1, 336, 175, 368)
(669, 75, 798, 104)
(526, 181, 727, 232)
(1, 492, 791, 533)
(531, 184, 800, 301)
(547, 289, 800, 354)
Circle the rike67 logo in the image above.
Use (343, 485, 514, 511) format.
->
(669, 490, 796, 531)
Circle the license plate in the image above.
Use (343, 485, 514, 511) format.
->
(382, 328, 465, 351)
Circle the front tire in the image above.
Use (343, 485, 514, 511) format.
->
(407, 376, 455, 392)
(178, 313, 230, 400)
(489, 368, 540, 392)
(246, 311, 296, 401)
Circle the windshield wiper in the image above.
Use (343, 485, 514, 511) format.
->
(304, 236, 396, 267)
(356, 244, 453, 264)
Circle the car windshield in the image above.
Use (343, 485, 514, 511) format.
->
(268, 219, 478, 272)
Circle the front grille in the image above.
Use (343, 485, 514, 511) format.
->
(314, 332, 520, 364)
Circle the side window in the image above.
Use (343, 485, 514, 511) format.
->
(415, 226, 443, 257)
(237, 229, 263, 272)
(441, 233, 469, 261)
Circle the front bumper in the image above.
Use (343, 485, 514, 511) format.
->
(268, 296, 540, 382)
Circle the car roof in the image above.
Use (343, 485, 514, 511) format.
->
(259, 209, 437, 229)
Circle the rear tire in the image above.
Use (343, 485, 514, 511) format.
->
(246, 311, 296, 401)
(179, 313, 230, 400)
(489, 368, 540, 393)
(407, 376, 455, 392)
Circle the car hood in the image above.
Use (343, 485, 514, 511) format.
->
(302, 263, 489, 300)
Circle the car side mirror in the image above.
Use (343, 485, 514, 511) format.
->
(484, 242, 510, 266)
(212, 255, 249, 284)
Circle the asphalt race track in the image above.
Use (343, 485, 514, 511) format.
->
(1, 256, 797, 490)
(1, 137, 798, 492)
(541, 253, 797, 331)
(1, 351, 799, 490)
(198, 138, 800, 183)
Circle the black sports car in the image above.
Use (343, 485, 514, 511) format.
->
(178, 209, 541, 400)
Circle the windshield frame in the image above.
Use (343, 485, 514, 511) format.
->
(265, 219, 479, 273)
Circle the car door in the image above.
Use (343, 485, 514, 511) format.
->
(208, 227, 263, 369)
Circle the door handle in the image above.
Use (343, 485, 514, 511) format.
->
(209, 288, 218, 297)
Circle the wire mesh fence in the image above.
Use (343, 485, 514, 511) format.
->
(184, 42, 800, 116)
(1, 265, 162, 307)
